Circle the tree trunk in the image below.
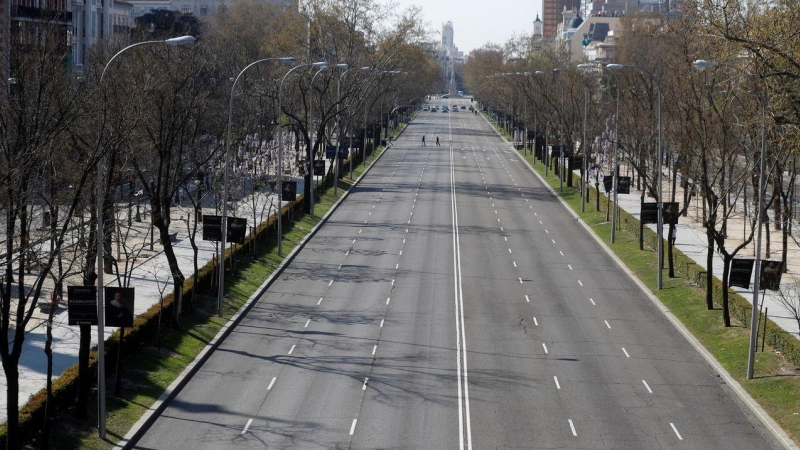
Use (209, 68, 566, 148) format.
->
(722, 255, 732, 327)
(4, 358, 20, 450)
(77, 325, 91, 418)
(43, 310, 54, 450)
(668, 223, 675, 278)
(706, 230, 714, 310)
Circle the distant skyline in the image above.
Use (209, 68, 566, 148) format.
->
(384, 0, 543, 55)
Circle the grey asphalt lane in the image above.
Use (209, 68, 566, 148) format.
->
(132, 100, 780, 449)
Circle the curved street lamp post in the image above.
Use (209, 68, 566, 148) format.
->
(218, 56, 296, 318)
(95, 35, 195, 438)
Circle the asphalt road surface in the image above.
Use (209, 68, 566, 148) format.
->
(133, 100, 779, 449)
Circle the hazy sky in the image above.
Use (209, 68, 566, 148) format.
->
(384, 0, 543, 55)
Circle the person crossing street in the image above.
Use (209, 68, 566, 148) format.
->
(422, 135, 426, 146)
(436, 136, 440, 146)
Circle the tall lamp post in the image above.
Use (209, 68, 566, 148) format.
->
(576, 65, 592, 213)
(553, 68, 567, 192)
(693, 59, 766, 380)
(607, 63, 664, 290)
(533, 71, 549, 175)
(341, 67, 372, 180)
(218, 56, 296, 318)
(308, 64, 336, 215)
(327, 63, 350, 196)
(95, 34, 195, 439)
(277, 61, 327, 255)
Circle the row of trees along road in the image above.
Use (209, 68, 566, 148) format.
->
(0, 0, 442, 447)
(465, 0, 800, 330)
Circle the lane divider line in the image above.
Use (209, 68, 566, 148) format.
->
(241, 418, 253, 435)
(670, 423, 683, 440)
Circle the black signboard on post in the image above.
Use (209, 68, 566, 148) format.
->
(603, 176, 614, 193)
(282, 181, 297, 201)
(641, 202, 658, 224)
(227, 217, 247, 244)
(760, 260, 784, 291)
(313, 160, 326, 176)
(325, 145, 349, 160)
(105, 287, 134, 328)
(202, 215, 222, 241)
(68, 286, 97, 326)
(618, 177, 631, 194)
(729, 259, 755, 289)
(662, 202, 680, 225)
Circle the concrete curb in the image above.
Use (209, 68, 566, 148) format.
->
(116, 138, 395, 449)
(478, 114, 796, 449)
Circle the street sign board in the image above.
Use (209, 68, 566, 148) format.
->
(227, 217, 247, 244)
(603, 176, 614, 193)
(325, 145, 349, 160)
(760, 260, 784, 291)
(641, 202, 658, 224)
(618, 177, 631, 194)
(105, 287, 134, 328)
(282, 181, 297, 201)
(313, 160, 325, 176)
(662, 202, 680, 225)
(729, 258, 755, 289)
(202, 215, 222, 241)
(68, 286, 97, 326)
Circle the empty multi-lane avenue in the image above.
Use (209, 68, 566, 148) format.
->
(132, 99, 777, 449)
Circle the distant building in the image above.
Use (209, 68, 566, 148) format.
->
(128, 0, 296, 20)
(542, 0, 580, 39)
(533, 14, 542, 38)
(7, 0, 74, 76)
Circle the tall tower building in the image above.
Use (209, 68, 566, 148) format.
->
(533, 14, 542, 38)
(542, 0, 580, 39)
(442, 20, 454, 57)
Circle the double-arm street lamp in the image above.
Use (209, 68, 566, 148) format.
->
(606, 63, 664, 290)
(218, 56, 296, 317)
(95, 34, 196, 438)
(693, 58, 767, 380)
(277, 61, 328, 255)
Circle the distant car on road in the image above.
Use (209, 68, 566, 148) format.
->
(422, 106, 429, 111)
(431, 106, 438, 111)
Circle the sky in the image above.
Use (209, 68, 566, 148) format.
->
(384, 0, 543, 55)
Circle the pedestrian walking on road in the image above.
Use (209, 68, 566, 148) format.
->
(422, 135, 426, 147)
(436, 136, 440, 146)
